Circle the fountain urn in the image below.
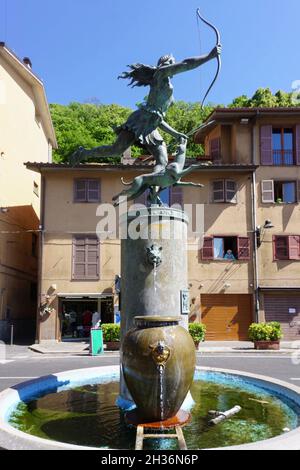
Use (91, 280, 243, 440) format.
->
(122, 316, 196, 422)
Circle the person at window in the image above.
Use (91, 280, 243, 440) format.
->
(224, 249, 236, 261)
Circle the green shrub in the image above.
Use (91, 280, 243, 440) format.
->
(101, 323, 120, 342)
(248, 322, 282, 342)
(188, 323, 206, 343)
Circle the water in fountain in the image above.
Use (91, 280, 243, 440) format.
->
(153, 263, 157, 296)
(9, 371, 300, 449)
(158, 365, 164, 423)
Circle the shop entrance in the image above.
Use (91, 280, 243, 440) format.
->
(60, 297, 114, 340)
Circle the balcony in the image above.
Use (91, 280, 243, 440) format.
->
(273, 149, 294, 166)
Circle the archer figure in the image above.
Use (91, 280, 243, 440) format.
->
(69, 46, 221, 170)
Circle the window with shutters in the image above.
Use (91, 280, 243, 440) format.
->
(74, 179, 101, 203)
(72, 236, 100, 280)
(273, 235, 300, 261)
(212, 180, 237, 203)
(262, 180, 298, 204)
(261, 125, 300, 166)
(202, 236, 250, 261)
(272, 128, 294, 165)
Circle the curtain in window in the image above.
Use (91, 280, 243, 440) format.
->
(213, 238, 224, 259)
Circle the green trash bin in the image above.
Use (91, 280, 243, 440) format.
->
(90, 328, 104, 356)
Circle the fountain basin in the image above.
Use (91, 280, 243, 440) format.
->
(1, 366, 300, 450)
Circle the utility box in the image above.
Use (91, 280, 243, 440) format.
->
(90, 328, 104, 356)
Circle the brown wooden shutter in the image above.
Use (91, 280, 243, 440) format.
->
(210, 138, 221, 162)
(296, 125, 300, 165)
(86, 237, 99, 279)
(74, 180, 87, 202)
(260, 125, 273, 165)
(73, 236, 99, 279)
(73, 236, 86, 278)
(261, 180, 274, 203)
(170, 186, 183, 207)
(273, 236, 289, 260)
(238, 237, 250, 260)
(202, 237, 214, 260)
(288, 236, 300, 260)
(212, 180, 225, 202)
(87, 180, 100, 202)
(225, 180, 237, 203)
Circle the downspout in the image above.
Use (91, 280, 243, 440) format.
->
(251, 116, 260, 322)
(36, 174, 46, 343)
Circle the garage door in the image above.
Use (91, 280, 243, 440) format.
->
(264, 294, 300, 341)
(201, 294, 253, 341)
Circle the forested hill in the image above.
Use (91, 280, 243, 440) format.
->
(50, 88, 299, 163)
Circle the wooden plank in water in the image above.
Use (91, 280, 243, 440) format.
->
(176, 426, 187, 450)
(135, 425, 144, 450)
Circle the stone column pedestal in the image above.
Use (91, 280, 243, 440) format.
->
(119, 206, 190, 406)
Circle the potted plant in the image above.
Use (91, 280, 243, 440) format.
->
(101, 323, 120, 351)
(188, 323, 206, 349)
(248, 322, 282, 350)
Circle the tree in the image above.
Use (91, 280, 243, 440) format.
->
(229, 87, 295, 108)
(50, 102, 133, 162)
(50, 87, 297, 163)
(50, 101, 215, 162)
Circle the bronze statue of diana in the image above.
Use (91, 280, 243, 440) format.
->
(69, 46, 221, 171)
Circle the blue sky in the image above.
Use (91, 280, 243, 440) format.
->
(1, 0, 299, 108)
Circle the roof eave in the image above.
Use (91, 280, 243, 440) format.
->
(0, 43, 57, 148)
(24, 162, 258, 174)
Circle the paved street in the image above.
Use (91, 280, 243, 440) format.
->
(1, 346, 300, 391)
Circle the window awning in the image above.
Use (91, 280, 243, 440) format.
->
(58, 293, 113, 299)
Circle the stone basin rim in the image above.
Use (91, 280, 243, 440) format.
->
(0, 365, 300, 450)
(134, 315, 181, 323)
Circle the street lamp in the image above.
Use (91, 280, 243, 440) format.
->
(256, 220, 274, 247)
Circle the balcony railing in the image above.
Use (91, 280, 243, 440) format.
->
(273, 149, 294, 166)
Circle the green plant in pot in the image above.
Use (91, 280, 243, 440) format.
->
(188, 323, 206, 348)
(248, 322, 282, 350)
(101, 323, 120, 350)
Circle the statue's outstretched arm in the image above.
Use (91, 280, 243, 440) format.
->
(159, 120, 187, 140)
(174, 181, 204, 188)
(159, 46, 221, 78)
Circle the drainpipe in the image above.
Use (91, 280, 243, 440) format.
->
(36, 175, 46, 343)
(251, 118, 260, 322)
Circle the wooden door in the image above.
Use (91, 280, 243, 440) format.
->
(201, 294, 253, 341)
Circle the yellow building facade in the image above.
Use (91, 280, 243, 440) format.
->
(27, 107, 300, 343)
(0, 43, 57, 342)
